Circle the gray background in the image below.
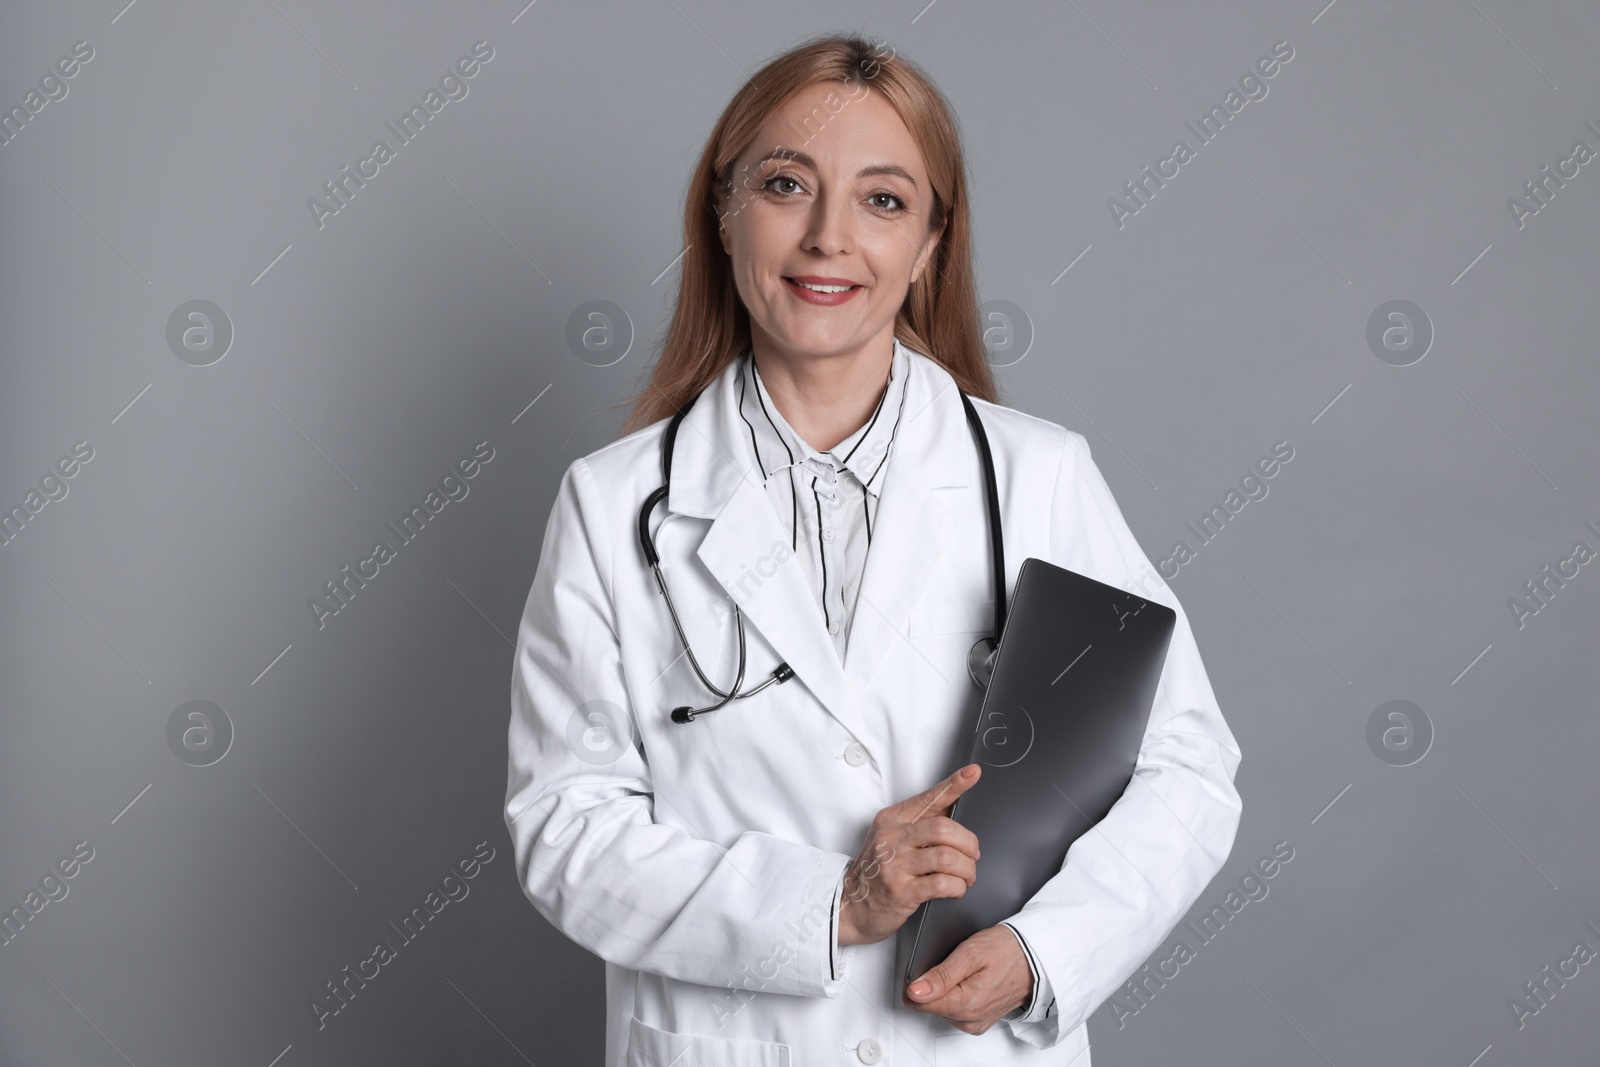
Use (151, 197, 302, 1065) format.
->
(1, 1, 1596, 1064)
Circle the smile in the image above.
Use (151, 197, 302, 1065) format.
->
(784, 277, 863, 305)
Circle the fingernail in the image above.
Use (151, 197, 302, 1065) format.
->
(961, 765, 977, 778)
(910, 981, 929, 997)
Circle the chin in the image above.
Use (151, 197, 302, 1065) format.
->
(773, 317, 865, 347)
(775, 334, 857, 359)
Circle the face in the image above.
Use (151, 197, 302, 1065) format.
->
(716, 80, 942, 366)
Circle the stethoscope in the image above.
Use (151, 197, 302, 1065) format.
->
(638, 380, 1007, 724)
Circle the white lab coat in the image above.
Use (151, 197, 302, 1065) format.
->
(504, 339, 1243, 1066)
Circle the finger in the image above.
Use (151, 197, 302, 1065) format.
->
(907, 975, 991, 1022)
(902, 872, 970, 908)
(905, 964, 950, 1004)
(896, 763, 982, 821)
(903, 843, 977, 885)
(907, 983, 979, 1024)
(901, 815, 980, 861)
(905, 941, 980, 1005)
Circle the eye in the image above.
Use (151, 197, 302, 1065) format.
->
(760, 173, 804, 196)
(868, 192, 906, 214)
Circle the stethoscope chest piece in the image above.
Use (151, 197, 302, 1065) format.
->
(967, 636, 999, 690)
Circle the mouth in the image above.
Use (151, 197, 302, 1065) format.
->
(784, 276, 863, 305)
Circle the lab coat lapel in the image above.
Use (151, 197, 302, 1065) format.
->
(668, 355, 857, 739)
(666, 342, 974, 748)
(842, 348, 973, 696)
(695, 476, 856, 733)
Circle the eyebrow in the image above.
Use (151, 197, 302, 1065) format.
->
(751, 147, 918, 189)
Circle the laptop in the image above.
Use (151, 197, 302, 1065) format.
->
(904, 556, 1178, 984)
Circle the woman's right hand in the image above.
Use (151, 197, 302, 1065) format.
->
(838, 764, 983, 946)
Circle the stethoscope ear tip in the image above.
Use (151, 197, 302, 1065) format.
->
(670, 707, 696, 724)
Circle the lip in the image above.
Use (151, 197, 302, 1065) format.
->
(784, 276, 863, 306)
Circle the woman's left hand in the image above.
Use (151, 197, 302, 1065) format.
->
(901, 924, 1034, 1033)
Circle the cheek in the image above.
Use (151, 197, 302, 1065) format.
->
(722, 234, 762, 300)
(732, 222, 781, 287)
(729, 222, 764, 275)
(862, 233, 918, 285)
(737, 255, 774, 307)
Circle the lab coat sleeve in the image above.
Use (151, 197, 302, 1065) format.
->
(828, 863, 852, 981)
(1000, 431, 1243, 1048)
(999, 921, 1055, 1023)
(504, 457, 855, 999)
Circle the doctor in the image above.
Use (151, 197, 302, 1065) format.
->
(505, 33, 1242, 1067)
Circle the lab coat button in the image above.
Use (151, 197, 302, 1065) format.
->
(843, 742, 868, 767)
(856, 1036, 883, 1064)
(828, 620, 841, 635)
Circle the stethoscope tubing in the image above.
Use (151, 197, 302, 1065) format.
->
(638, 373, 1003, 723)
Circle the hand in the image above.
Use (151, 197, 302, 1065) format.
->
(902, 924, 1034, 1034)
(837, 764, 982, 947)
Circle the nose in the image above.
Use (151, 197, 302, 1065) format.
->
(803, 186, 855, 256)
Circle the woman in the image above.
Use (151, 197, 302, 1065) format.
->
(504, 33, 1242, 1066)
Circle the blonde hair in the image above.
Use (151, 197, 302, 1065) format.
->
(615, 32, 995, 437)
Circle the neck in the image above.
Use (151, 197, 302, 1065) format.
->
(751, 335, 893, 453)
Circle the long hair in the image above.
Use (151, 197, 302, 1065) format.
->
(615, 32, 995, 437)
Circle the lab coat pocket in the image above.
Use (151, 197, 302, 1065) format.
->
(626, 1014, 792, 1067)
(909, 599, 996, 637)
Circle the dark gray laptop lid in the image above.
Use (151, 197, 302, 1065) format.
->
(904, 556, 1177, 984)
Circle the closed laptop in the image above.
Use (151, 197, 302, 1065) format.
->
(904, 556, 1178, 983)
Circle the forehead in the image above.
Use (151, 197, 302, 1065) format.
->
(748, 81, 926, 180)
